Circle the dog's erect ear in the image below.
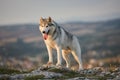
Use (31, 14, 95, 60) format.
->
(47, 17, 52, 22)
(40, 17, 43, 22)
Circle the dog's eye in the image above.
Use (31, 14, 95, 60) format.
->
(46, 26, 48, 27)
(49, 23, 53, 26)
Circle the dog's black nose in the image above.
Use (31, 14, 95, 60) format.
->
(42, 31, 45, 34)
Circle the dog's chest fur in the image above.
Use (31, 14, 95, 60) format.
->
(44, 34, 72, 51)
(44, 37, 58, 49)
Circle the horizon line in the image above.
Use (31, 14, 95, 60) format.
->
(0, 18, 120, 26)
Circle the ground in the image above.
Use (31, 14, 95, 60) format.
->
(0, 66, 120, 80)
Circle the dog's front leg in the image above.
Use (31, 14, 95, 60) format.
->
(56, 46, 62, 67)
(46, 45, 53, 66)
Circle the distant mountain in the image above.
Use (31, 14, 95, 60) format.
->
(0, 19, 120, 59)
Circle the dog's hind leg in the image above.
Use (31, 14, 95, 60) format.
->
(72, 37, 83, 70)
(62, 50, 70, 68)
(71, 50, 83, 70)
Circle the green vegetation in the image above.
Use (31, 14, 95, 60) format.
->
(48, 68, 83, 79)
(0, 67, 31, 75)
(0, 67, 21, 74)
(47, 67, 116, 79)
(0, 66, 118, 80)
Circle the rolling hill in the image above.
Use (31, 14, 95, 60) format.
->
(0, 19, 120, 60)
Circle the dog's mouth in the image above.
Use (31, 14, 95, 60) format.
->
(43, 30, 50, 40)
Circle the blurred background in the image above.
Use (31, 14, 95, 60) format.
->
(0, 0, 120, 71)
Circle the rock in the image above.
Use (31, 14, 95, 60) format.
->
(39, 71, 62, 78)
(114, 74, 120, 80)
(105, 71, 111, 75)
(10, 74, 26, 80)
(0, 66, 120, 80)
(9, 71, 62, 79)
(92, 67, 102, 74)
(98, 71, 106, 77)
(84, 78, 90, 80)
(67, 77, 85, 80)
(111, 73, 116, 77)
(31, 67, 63, 78)
(8, 66, 62, 80)
(114, 67, 120, 72)
(79, 69, 88, 74)
(0, 74, 10, 80)
(99, 73, 105, 77)
(87, 69, 95, 74)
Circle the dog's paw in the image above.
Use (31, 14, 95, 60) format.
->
(78, 68, 84, 72)
(43, 62, 54, 68)
(56, 63, 62, 68)
(47, 62, 53, 65)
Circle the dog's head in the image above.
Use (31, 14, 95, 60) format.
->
(39, 17, 56, 40)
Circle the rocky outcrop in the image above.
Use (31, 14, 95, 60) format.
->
(0, 66, 120, 80)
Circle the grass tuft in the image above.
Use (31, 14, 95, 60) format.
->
(0, 67, 21, 74)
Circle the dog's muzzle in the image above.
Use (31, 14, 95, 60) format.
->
(42, 29, 50, 40)
(42, 31, 46, 34)
(42, 29, 50, 34)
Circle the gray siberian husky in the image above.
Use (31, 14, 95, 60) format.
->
(39, 17, 83, 70)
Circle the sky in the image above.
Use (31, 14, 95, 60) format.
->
(0, 0, 120, 25)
